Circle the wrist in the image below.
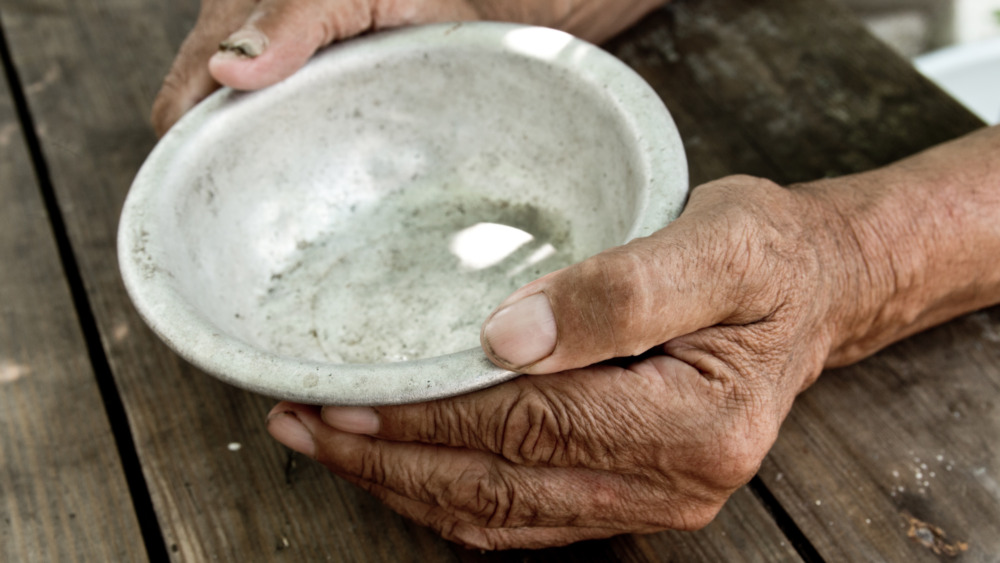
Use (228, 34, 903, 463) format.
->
(794, 125, 1000, 367)
(793, 174, 919, 367)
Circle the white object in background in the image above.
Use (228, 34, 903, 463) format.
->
(915, 37, 1000, 124)
(954, 0, 1000, 43)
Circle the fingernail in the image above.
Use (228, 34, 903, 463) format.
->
(218, 27, 268, 58)
(321, 406, 381, 435)
(482, 293, 557, 369)
(267, 411, 315, 456)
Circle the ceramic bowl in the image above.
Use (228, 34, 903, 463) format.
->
(118, 22, 688, 405)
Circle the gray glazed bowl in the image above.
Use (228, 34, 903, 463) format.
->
(119, 22, 688, 405)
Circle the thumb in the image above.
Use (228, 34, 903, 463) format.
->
(480, 222, 743, 374)
(207, 0, 482, 91)
(207, 0, 363, 90)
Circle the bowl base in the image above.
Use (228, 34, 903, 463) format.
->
(246, 186, 579, 364)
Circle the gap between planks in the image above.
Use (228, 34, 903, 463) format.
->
(0, 14, 170, 563)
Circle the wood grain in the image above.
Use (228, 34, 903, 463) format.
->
(0, 0, 801, 561)
(0, 33, 146, 561)
(608, 0, 985, 187)
(760, 318, 1000, 562)
(6, 0, 996, 559)
(609, 1, 999, 561)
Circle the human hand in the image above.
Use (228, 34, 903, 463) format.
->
(266, 175, 859, 548)
(151, 0, 666, 136)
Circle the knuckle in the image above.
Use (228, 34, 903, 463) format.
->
(442, 462, 518, 528)
(713, 434, 765, 489)
(498, 385, 574, 465)
(443, 400, 497, 451)
(495, 380, 627, 469)
(409, 400, 477, 448)
(475, 471, 517, 528)
(571, 249, 654, 357)
(356, 442, 388, 485)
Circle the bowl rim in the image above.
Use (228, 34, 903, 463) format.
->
(118, 21, 688, 405)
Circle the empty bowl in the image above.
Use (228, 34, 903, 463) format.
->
(119, 22, 688, 405)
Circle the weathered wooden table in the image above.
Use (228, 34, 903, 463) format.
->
(2, 0, 997, 560)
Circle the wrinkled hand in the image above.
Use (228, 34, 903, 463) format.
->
(267, 175, 856, 549)
(152, 0, 665, 135)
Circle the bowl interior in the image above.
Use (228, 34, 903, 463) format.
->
(145, 26, 651, 365)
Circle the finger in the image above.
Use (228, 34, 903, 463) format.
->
(208, 0, 481, 91)
(321, 355, 717, 471)
(268, 403, 664, 530)
(322, 360, 689, 469)
(208, 0, 354, 91)
(342, 475, 630, 550)
(151, 0, 255, 136)
(480, 176, 790, 374)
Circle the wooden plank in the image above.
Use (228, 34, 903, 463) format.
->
(0, 32, 146, 561)
(0, 0, 802, 561)
(608, 0, 999, 560)
(759, 322, 1000, 562)
(609, 0, 985, 187)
